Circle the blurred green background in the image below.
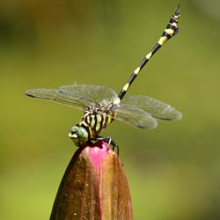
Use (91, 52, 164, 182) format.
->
(1, 0, 220, 219)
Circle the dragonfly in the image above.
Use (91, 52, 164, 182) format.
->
(26, 6, 182, 152)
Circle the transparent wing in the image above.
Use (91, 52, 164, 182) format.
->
(25, 84, 118, 110)
(116, 105, 158, 129)
(119, 95, 182, 121)
(59, 85, 118, 106)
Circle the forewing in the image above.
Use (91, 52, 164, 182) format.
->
(59, 84, 118, 106)
(120, 95, 182, 120)
(25, 88, 89, 110)
(116, 105, 158, 129)
(25, 84, 117, 110)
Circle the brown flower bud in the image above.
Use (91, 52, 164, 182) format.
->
(50, 141, 133, 220)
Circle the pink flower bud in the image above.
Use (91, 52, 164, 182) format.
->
(50, 141, 133, 220)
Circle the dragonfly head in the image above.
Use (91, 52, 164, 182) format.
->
(68, 125, 89, 147)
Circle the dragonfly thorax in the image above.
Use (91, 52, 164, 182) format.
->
(69, 105, 118, 147)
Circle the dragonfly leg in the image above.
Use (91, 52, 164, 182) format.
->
(97, 136, 119, 156)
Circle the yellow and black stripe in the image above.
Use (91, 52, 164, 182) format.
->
(115, 5, 180, 104)
(79, 107, 117, 140)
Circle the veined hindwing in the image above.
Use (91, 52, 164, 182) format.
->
(117, 95, 182, 129)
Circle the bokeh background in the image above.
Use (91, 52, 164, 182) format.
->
(1, 0, 220, 219)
